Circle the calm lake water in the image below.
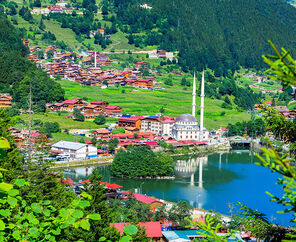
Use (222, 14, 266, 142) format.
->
(62, 149, 293, 226)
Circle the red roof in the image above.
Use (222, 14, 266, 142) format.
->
(118, 116, 144, 122)
(110, 222, 162, 238)
(105, 105, 121, 110)
(122, 191, 164, 204)
(91, 101, 108, 105)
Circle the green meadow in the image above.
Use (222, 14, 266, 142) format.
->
(58, 79, 250, 130)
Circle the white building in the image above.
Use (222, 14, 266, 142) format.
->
(172, 71, 209, 142)
(51, 141, 97, 160)
(140, 115, 175, 136)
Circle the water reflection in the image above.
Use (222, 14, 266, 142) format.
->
(62, 151, 292, 225)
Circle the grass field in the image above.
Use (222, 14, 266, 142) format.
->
(58, 79, 251, 130)
(44, 20, 82, 50)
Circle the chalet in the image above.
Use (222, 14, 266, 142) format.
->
(136, 61, 148, 69)
(90, 101, 109, 109)
(104, 105, 122, 116)
(0, 94, 12, 108)
(133, 79, 153, 89)
(118, 116, 144, 131)
(27, 54, 39, 62)
(79, 104, 102, 113)
(98, 28, 105, 34)
(92, 129, 111, 139)
(49, 98, 87, 112)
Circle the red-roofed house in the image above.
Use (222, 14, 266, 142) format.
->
(133, 79, 153, 89)
(110, 222, 163, 240)
(104, 105, 122, 116)
(118, 116, 144, 130)
(141, 116, 175, 136)
(90, 101, 109, 109)
(122, 192, 165, 211)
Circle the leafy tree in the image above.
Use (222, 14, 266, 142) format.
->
(39, 19, 45, 30)
(47, 49, 54, 58)
(94, 114, 106, 125)
(73, 108, 85, 121)
(168, 201, 193, 228)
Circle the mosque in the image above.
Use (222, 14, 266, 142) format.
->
(172, 71, 209, 141)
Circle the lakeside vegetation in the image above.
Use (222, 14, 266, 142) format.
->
(111, 146, 175, 178)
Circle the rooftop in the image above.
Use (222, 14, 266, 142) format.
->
(52, 141, 87, 150)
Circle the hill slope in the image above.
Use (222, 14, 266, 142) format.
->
(0, 13, 64, 110)
(106, 0, 296, 75)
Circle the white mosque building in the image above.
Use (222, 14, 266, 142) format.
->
(172, 71, 209, 141)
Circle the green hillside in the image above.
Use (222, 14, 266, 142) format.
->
(105, 0, 296, 75)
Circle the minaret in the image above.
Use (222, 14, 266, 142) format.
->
(192, 72, 196, 117)
(94, 50, 97, 68)
(200, 70, 205, 141)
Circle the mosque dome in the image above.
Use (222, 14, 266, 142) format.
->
(175, 114, 197, 123)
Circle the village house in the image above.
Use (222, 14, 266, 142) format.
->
(133, 79, 154, 89)
(90, 101, 109, 109)
(92, 129, 111, 140)
(262, 89, 277, 94)
(51, 141, 97, 160)
(48, 98, 87, 112)
(104, 105, 122, 117)
(118, 116, 144, 131)
(0, 94, 12, 108)
(136, 61, 148, 69)
(274, 105, 289, 113)
(21, 38, 29, 47)
(140, 116, 175, 136)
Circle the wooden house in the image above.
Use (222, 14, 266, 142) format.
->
(104, 105, 122, 116)
(0, 94, 12, 108)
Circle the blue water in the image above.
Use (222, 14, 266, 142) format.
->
(63, 150, 293, 226)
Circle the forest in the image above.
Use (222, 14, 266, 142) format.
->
(0, 13, 64, 110)
(104, 0, 296, 75)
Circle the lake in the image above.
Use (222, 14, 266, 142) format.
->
(62, 149, 293, 226)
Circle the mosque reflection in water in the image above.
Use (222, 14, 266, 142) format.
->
(174, 156, 208, 208)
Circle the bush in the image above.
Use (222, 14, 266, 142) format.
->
(94, 114, 106, 125)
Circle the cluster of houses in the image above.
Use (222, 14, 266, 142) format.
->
(30, 2, 76, 15)
(25, 43, 159, 89)
(47, 98, 122, 118)
(254, 101, 296, 121)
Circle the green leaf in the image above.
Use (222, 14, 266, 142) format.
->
(87, 213, 101, 220)
(123, 225, 138, 235)
(29, 227, 39, 238)
(12, 230, 21, 240)
(14, 179, 26, 187)
(0, 182, 13, 193)
(0, 209, 11, 217)
(78, 200, 90, 209)
(0, 138, 10, 149)
(8, 189, 19, 197)
(81, 192, 92, 200)
(120, 235, 132, 242)
(0, 149, 7, 159)
(80, 219, 90, 231)
(31, 203, 42, 213)
(43, 200, 51, 205)
(7, 197, 17, 207)
(99, 237, 107, 241)
(0, 220, 5, 231)
(72, 209, 84, 219)
(43, 209, 51, 217)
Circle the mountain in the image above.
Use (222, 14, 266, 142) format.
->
(0, 13, 64, 110)
(106, 0, 296, 75)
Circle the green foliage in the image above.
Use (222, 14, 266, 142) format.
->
(168, 201, 193, 228)
(186, 215, 234, 241)
(0, 13, 64, 108)
(73, 108, 85, 122)
(111, 146, 175, 178)
(94, 114, 106, 125)
(0, 177, 102, 241)
(226, 118, 266, 137)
